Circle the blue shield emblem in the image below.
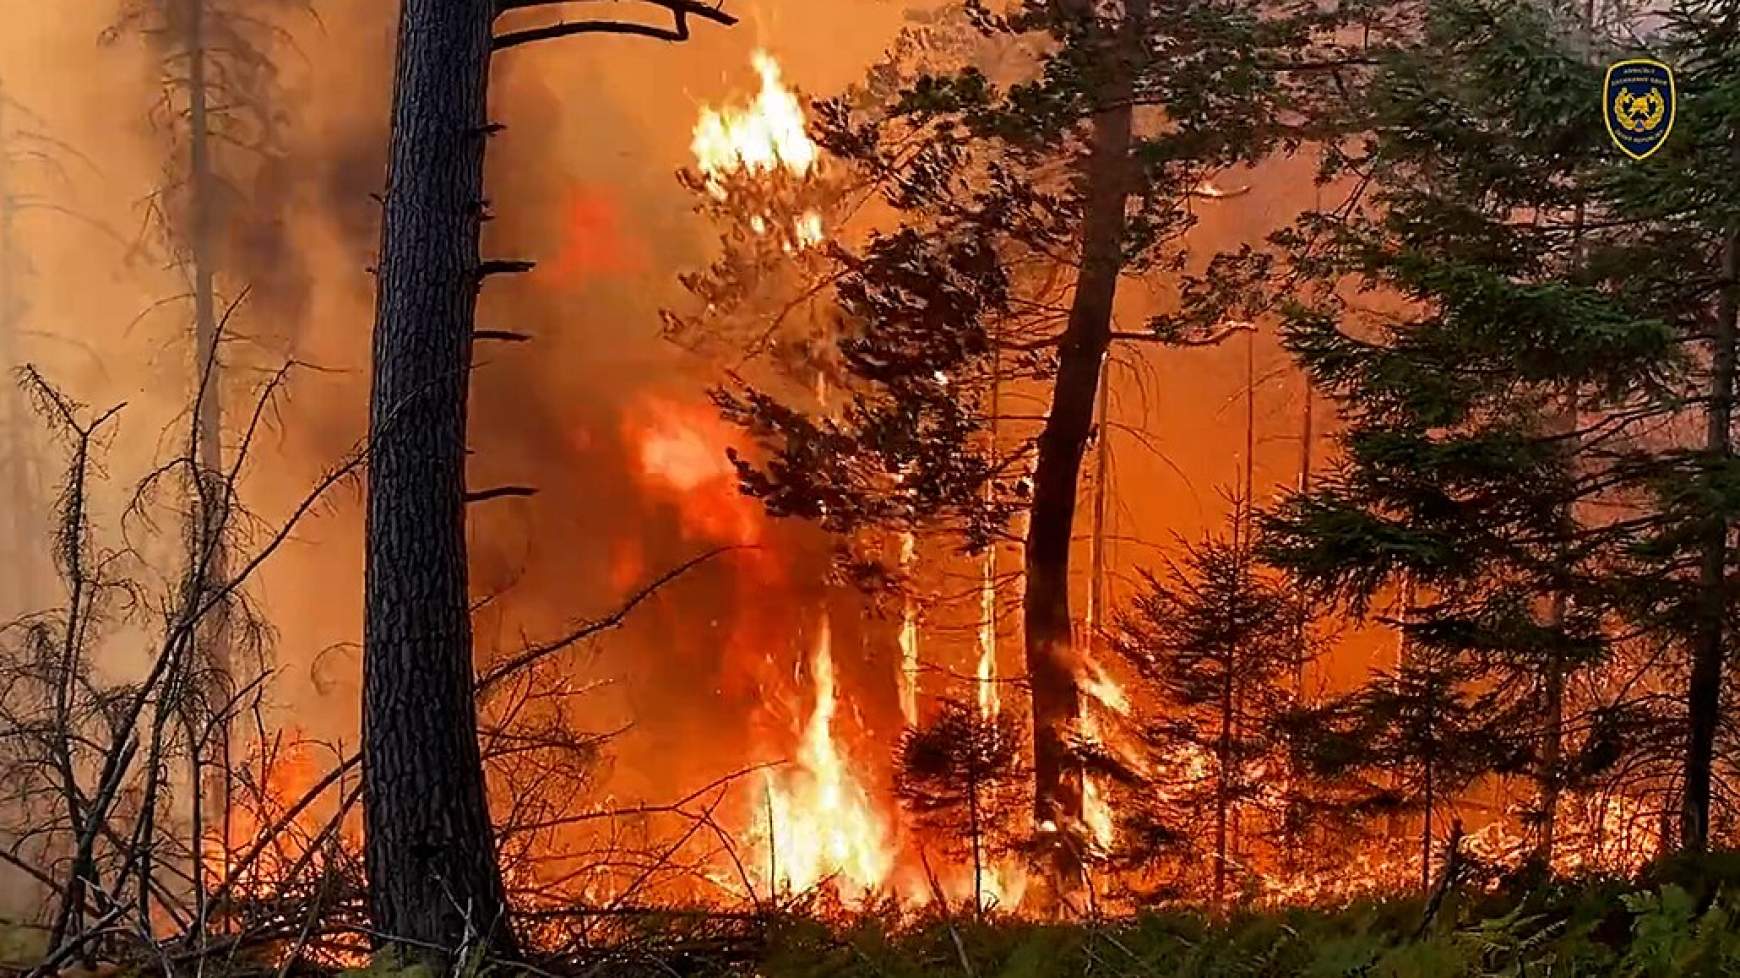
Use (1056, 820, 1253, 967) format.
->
(1605, 58, 1675, 160)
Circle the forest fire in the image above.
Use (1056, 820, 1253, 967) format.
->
(751, 615, 895, 901)
(9, 1, 1740, 973)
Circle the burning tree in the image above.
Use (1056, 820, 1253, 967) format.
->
(669, 0, 1364, 895)
(363, 0, 735, 964)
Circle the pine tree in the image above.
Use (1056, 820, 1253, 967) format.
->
(686, 0, 1359, 888)
(364, 0, 734, 962)
(895, 697, 1027, 914)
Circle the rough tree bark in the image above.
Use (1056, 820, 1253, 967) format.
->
(363, 0, 512, 961)
(364, 0, 733, 960)
(1022, 0, 1145, 887)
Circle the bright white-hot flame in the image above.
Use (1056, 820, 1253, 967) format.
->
(898, 532, 920, 727)
(1081, 658, 1130, 716)
(977, 547, 999, 718)
(1080, 709, 1117, 852)
(795, 210, 826, 249)
(1078, 658, 1128, 851)
(754, 614, 894, 900)
(692, 51, 818, 195)
(692, 52, 827, 252)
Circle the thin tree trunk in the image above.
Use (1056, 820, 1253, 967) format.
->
(1214, 662, 1233, 906)
(968, 774, 984, 917)
(1086, 367, 1110, 647)
(1536, 0, 1597, 870)
(980, 352, 1001, 718)
(1421, 659, 1437, 893)
(1023, 0, 1144, 889)
(0, 80, 35, 617)
(1295, 382, 1312, 690)
(363, 0, 515, 961)
(182, 0, 235, 904)
(1683, 137, 1740, 853)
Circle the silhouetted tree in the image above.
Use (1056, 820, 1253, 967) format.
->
(895, 696, 1027, 914)
(1111, 528, 1315, 903)
(1259, 0, 1740, 867)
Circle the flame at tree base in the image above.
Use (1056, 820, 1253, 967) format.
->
(749, 614, 895, 902)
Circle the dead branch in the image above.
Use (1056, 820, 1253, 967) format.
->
(465, 485, 540, 505)
(493, 1, 737, 51)
(475, 329, 534, 343)
(476, 546, 744, 694)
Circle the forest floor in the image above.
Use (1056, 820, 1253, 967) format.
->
(732, 854, 1740, 978)
(8, 855, 1740, 978)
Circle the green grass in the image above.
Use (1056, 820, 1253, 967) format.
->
(749, 854, 1740, 978)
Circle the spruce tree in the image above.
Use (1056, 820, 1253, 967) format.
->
(1111, 527, 1316, 904)
(1260, 0, 1685, 870)
(895, 697, 1027, 914)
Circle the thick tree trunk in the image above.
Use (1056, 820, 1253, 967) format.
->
(1683, 174, 1739, 853)
(363, 0, 514, 962)
(1022, 0, 1142, 890)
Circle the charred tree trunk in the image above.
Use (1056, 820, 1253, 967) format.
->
(363, 0, 515, 962)
(1683, 144, 1740, 853)
(1023, 0, 1143, 889)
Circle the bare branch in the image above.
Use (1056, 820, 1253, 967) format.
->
(464, 485, 539, 505)
(474, 329, 533, 343)
(477, 547, 744, 694)
(493, 1, 736, 50)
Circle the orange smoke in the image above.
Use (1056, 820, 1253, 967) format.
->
(540, 184, 648, 288)
(623, 396, 761, 546)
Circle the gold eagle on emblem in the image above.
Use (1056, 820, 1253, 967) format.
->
(1614, 86, 1667, 132)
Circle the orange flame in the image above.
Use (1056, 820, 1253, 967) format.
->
(625, 397, 761, 546)
(1079, 659, 1129, 852)
(692, 51, 826, 251)
(751, 614, 894, 901)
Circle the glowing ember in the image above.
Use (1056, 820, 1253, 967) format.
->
(753, 614, 895, 900)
